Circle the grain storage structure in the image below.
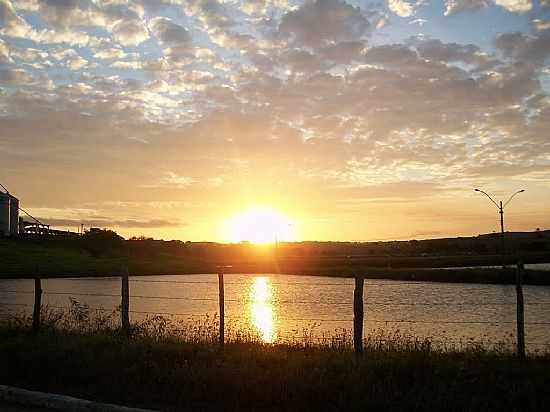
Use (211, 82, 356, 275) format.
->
(0, 191, 19, 236)
(0, 192, 11, 236)
(9, 195, 18, 235)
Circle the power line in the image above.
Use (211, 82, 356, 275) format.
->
(129, 279, 217, 285)
(4, 289, 550, 306)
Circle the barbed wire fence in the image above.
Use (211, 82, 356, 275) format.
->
(1, 262, 548, 356)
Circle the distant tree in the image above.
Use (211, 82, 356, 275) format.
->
(81, 228, 125, 257)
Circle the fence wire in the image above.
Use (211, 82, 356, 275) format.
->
(2, 273, 550, 350)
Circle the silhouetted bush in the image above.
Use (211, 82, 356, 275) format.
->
(80, 228, 125, 257)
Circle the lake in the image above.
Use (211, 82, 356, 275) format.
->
(2, 273, 550, 352)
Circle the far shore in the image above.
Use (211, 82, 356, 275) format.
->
(2, 267, 550, 286)
(1, 238, 549, 285)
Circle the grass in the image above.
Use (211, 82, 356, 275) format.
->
(2, 237, 550, 285)
(0, 239, 126, 277)
(1, 305, 550, 411)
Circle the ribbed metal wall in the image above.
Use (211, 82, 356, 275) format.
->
(9, 195, 18, 235)
(0, 193, 10, 236)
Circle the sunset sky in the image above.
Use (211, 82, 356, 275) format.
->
(1, 0, 549, 242)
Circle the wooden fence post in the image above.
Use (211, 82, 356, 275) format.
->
(354, 275, 364, 354)
(516, 261, 525, 359)
(32, 277, 42, 334)
(218, 272, 225, 347)
(121, 269, 130, 336)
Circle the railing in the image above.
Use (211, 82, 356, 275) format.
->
(0, 262, 547, 358)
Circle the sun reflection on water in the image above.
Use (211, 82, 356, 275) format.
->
(249, 277, 277, 343)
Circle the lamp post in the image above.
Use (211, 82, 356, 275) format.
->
(474, 189, 525, 267)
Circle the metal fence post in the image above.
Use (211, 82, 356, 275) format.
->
(516, 261, 525, 359)
(121, 269, 130, 336)
(353, 275, 364, 354)
(218, 272, 225, 347)
(32, 277, 42, 334)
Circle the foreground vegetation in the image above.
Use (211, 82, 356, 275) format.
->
(1, 306, 550, 412)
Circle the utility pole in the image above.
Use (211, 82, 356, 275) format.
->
(475, 189, 525, 268)
(499, 200, 504, 259)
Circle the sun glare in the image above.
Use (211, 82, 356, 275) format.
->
(249, 277, 277, 343)
(224, 207, 295, 244)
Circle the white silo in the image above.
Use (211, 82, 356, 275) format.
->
(9, 194, 18, 235)
(0, 192, 10, 236)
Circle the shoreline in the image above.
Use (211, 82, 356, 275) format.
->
(2, 267, 550, 286)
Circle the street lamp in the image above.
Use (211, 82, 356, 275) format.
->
(474, 188, 525, 266)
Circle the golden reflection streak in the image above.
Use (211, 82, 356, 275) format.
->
(249, 277, 277, 343)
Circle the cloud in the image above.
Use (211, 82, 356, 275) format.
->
(0, 1, 92, 46)
(444, 0, 532, 15)
(0, 39, 9, 64)
(184, 0, 235, 30)
(0, 68, 33, 85)
(40, 217, 182, 228)
(279, 0, 371, 48)
(532, 19, 550, 31)
(319, 41, 366, 64)
(495, 31, 550, 65)
(150, 172, 197, 188)
(150, 17, 191, 47)
(8, 46, 48, 63)
(93, 47, 127, 60)
(0, 0, 31, 36)
(110, 61, 142, 70)
(493, 0, 532, 13)
(239, 0, 292, 15)
(66, 54, 88, 70)
(364, 44, 419, 66)
(281, 49, 322, 73)
(388, 0, 415, 17)
(444, 0, 490, 15)
(37, 0, 83, 29)
(112, 19, 149, 46)
(412, 38, 497, 69)
(208, 29, 257, 50)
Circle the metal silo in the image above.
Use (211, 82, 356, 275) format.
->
(0, 192, 10, 236)
(9, 195, 18, 235)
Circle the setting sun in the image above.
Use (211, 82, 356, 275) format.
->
(224, 207, 295, 244)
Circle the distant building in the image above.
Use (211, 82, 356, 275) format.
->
(0, 191, 19, 236)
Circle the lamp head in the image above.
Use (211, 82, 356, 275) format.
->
(519, 189, 525, 193)
(474, 189, 480, 192)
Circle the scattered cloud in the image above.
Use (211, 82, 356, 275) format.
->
(0, 67, 33, 85)
(112, 19, 149, 46)
(388, 0, 415, 17)
(444, 0, 532, 15)
(150, 17, 191, 47)
(157, 173, 196, 188)
(279, 0, 372, 48)
(40, 217, 183, 229)
(0, 0, 549, 240)
(493, 0, 532, 13)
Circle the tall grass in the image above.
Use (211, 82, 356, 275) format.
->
(1, 299, 534, 355)
(2, 303, 550, 412)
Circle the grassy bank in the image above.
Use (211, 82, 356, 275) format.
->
(0, 239, 126, 277)
(1, 319, 549, 412)
(2, 238, 550, 285)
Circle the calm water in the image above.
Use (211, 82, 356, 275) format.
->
(2, 273, 550, 351)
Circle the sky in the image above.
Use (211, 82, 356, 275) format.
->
(1, 0, 549, 242)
